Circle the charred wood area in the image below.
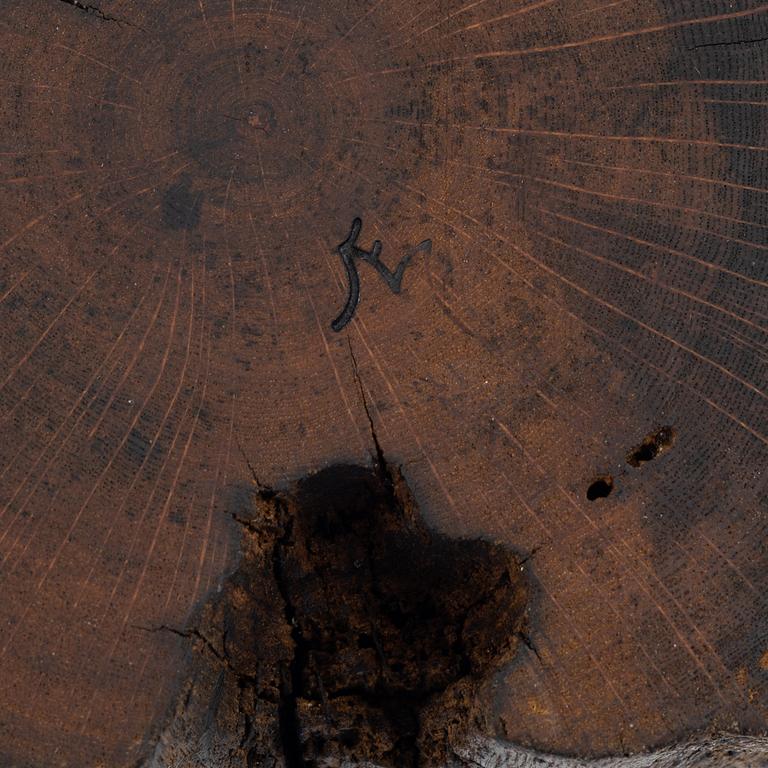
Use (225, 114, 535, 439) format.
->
(148, 462, 527, 768)
(0, 1, 767, 767)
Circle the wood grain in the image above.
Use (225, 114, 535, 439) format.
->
(0, 1, 766, 766)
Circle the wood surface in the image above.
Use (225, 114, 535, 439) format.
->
(0, 1, 767, 766)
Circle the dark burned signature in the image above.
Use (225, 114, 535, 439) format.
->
(331, 218, 431, 332)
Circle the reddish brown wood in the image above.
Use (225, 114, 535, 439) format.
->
(0, 1, 767, 766)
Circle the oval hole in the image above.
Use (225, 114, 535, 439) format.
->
(587, 476, 614, 501)
(627, 426, 676, 467)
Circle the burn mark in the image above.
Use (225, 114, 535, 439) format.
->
(332, 218, 431, 332)
(150, 462, 528, 768)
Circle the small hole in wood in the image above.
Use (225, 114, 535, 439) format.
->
(627, 426, 676, 468)
(587, 476, 614, 501)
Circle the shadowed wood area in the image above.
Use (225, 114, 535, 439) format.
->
(0, 0, 767, 766)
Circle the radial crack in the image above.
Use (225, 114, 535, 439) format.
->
(56, 0, 135, 27)
(688, 35, 768, 50)
(133, 624, 238, 673)
(347, 338, 388, 474)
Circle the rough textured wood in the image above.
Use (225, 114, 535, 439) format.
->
(149, 464, 529, 767)
(0, 1, 767, 766)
